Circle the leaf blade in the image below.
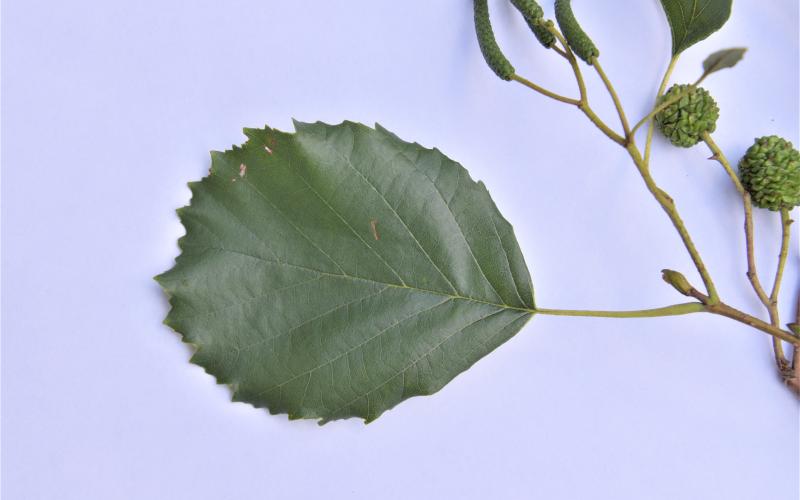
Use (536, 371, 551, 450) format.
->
(659, 0, 733, 55)
(157, 121, 535, 423)
(701, 47, 747, 79)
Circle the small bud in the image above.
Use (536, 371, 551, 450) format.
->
(661, 269, 693, 296)
(788, 323, 800, 336)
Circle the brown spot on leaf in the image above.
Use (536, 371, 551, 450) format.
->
(370, 219, 380, 240)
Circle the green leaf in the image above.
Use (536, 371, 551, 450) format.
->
(658, 0, 732, 55)
(700, 47, 747, 79)
(157, 121, 536, 424)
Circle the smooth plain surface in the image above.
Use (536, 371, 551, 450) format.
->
(2, 1, 798, 498)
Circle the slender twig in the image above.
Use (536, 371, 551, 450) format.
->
(793, 295, 800, 372)
(746, 192, 789, 368)
(684, 288, 799, 345)
(645, 55, 680, 167)
(789, 295, 800, 395)
(542, 25, 625, 146)
(764, 209, 791, 368)
(538, 302, 704, 318)
(743, 193, 771, 306)
(702, 133, 790, 366)
(546, 25, 586, 101)
(706, 302, 799, 345)
(579, 103, 626, 146)
(626, 143, 720, 302)
(591, 57, 631, 137)
(632, 85, 695, 139)
(770, 209, 793, 306)
(512, 73, 622, 146)
(541, 31, 715, 300)
(511, 74, 580, 105)
(551, 45, 569, 59)
(702, 133, 744, 194)
(703, 135, 771, 306)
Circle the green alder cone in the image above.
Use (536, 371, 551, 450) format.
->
(156, 121, 536, 424)
(739, 136, 800, 211)
(655, 84, 719, 148)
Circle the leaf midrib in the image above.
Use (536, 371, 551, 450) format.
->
(674, 0, 716, 51)
(182, 243, 536, 314)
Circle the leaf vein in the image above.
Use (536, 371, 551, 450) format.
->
(325, 309, 521, 419)
(261, 297, 452, 395)
(323, 137, 460, 295)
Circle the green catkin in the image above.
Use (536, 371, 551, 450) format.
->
(509, 0, 556, 48)
(554, 0, 599, 64)
(474, 0, 515, 80)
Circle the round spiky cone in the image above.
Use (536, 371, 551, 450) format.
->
(739, 136, 800, 211)
(655, 84, 719, 148)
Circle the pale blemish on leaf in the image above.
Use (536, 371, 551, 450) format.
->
(370, 219, 380, 240)
(239, 163, 247, 178)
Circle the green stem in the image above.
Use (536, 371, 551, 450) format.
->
(705, 133, 780, 362)
(579, 103, 626, 146)
(771, 209, 793, 306)
(538, 302, 705, 318)
(693, 72, 710, 86)
(543, 24, 624, 146)
(625, 143, 720, 302)
(702, 132, 745, 194)
(591, 57, 631, 137)
(793, 295, 800, 373)
(742, 192, 772, 306)
(551, 44, 569, 60)
(704, 133, 793, 368)
(767, 209, 793, 368)
(632, 85, 694, 139)
(510, 74, 580, 105)
(685, 287, 799, 345)
(645, 55, 680, 166)
(547, 24, 587, 100)
(705, 302, 799, 345)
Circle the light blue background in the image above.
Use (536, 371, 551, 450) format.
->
(3, 1, 798, 499)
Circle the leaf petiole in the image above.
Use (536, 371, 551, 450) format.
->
(537, 302, 705, 318)
(591, 57, 631, 137)
(510, 74, 580, 105)
(644, 55, 680, 166)
(631, 84, 694, 139)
